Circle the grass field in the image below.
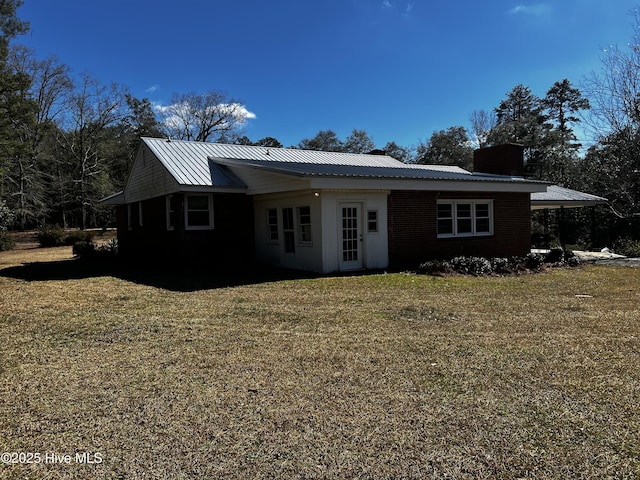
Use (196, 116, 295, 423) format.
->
(1, 246, 639, 479)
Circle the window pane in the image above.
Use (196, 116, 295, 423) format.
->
(298, 206, 311, 224)
(457, 203, 472, 218)
(188, 211, 210, 226)
(457, 218, 472, 233)
(267, 208, 278, 241)
(188, 195, 209, 210)
(282, 208, 294, 229)
(475, 203, 489, 217)
(367, 210, 378, 232)
(437, 203, 452, 218)
(186, 195, 211, 227)
(300, 225, 312, 242)
(167, 195, 177, 229)
(476, 218, 490, 233)
(438, 219, 453, 235)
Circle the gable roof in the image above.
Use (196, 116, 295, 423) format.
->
(141, 137, 547, 191)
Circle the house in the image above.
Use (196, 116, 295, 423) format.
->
(103, 138, 566, 273)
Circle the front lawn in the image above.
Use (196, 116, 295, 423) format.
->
(1, 247, 639, 479)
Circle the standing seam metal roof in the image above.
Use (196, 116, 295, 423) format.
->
(141, 137, 543, 187)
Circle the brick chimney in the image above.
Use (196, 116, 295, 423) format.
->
(473, 144, 524, 177)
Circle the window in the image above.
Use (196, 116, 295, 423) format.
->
(297, 206, 312, 244)
(138, 202, 144, 227)
(166, 195, 177, 230)
(185, 194, 213, 230)
(267, 208, 279, 242)
(367, 210, 378, 233)
(437, 200, 493, 238)
(282, 207, 295, 253)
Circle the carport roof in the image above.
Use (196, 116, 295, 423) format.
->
(531, 185, 608, 209)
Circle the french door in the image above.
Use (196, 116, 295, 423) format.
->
(339, 203, 363, 271)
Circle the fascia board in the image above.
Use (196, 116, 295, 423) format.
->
(308, 177, 549, 193)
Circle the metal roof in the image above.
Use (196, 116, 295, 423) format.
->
(142, 137, 543, 186)
(142, 137, 247, 188)
(212, 157, 545, 184)
(531, 185, 608, 209)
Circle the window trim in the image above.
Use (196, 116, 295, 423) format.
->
(185, 194, 214, 231)
(367, 209, 378, 233)
(166, 195, 176, 231)
(267, 208, 279, 244)
(437, 200, 493, 238)
(297, 206, 312, 245)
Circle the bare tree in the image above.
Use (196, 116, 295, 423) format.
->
(157, 90, 254, 142)
(579, 8, 640, 217)
(582, 8, 640, 139)
(1, 46, 72, 228)
(55, 73, 128, 228)
(468, 109, 496, 148)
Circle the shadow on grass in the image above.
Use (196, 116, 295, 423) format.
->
(0, 257, 319, 292)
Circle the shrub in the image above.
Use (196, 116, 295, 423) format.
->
(72, 241, 95, 257)
(73, 238, 119, 262)
(99, 238, 118, 256)
(490, 257, 512, 275)
(37, 225, 66, 247)
(64, 229, 95, 245)
(544, 247, 565, 264)
(418, 259, 452, 275)
(0, 230, 15, 251)
(564, 250, 581, 267)
(451, 256, 493, 276)
(525, 252, 545, 271)
(613, 238, 640, 257)
(0, 200, 14, 251)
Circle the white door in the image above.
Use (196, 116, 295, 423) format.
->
(339, 203, 363, 271)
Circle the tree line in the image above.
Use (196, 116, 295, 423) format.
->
(0, 1, 639, 250)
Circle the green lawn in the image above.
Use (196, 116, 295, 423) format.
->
(1, 247, 639, 479)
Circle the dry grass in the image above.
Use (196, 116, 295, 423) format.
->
(1, 247, 639, 479)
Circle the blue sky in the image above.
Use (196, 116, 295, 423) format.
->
(16, 0, 640, 148)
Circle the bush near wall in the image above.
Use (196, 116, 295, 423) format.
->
(418, 250, 579, 277)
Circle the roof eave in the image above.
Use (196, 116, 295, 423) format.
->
(98, 191, 125, 205)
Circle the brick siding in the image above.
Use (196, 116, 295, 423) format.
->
(387, 190, 531, 269)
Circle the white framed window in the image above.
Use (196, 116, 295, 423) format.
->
(166, 195, 177, 230)
(297, 206, 312, 244)
(367, 210, 378, 233)
(185, 194, 214, 230)
(267, 208, 279, 243)
(437, 200, 493, 238)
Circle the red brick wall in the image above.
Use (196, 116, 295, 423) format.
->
(387, 190, 531, 268)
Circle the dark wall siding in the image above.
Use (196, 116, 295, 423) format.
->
(387, 190, 531, 269)
(117, 193, 254, 266)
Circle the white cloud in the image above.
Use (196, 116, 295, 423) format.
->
(382, 0, 392, 7)
(145, 84, 160, 94)
(509, 4, 551, 16)
(153, 101, 256, 134)
(403, 3, 414, 15)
